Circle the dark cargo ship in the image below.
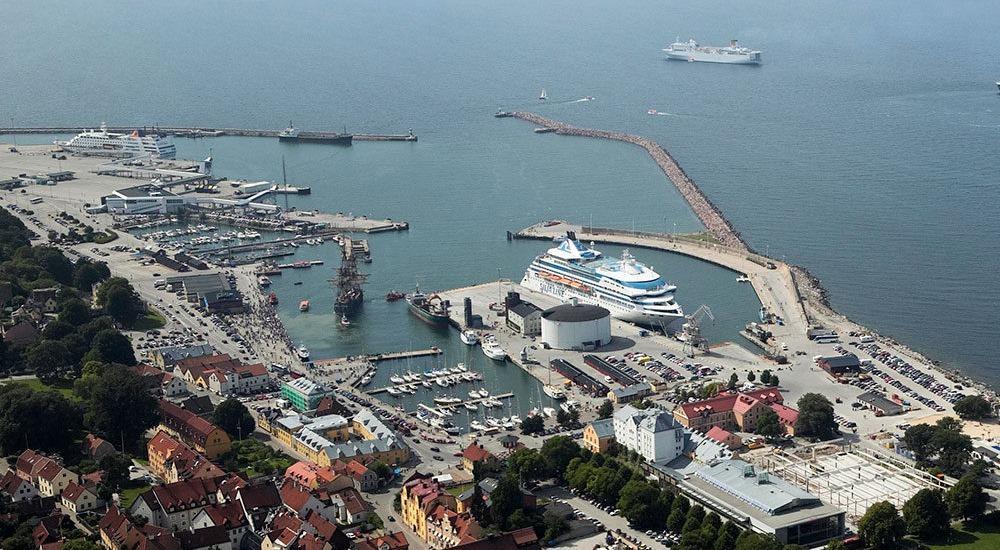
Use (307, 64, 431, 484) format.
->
(278, 123, 353, 145)
(406, 287, 450, 327)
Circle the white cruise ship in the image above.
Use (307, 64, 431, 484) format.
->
(663, 39, 761, 65)
(55, 123, 176, 158)
(521, 233, 685, 330)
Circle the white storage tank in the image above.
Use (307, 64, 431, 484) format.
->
(541, 299, 612, 350)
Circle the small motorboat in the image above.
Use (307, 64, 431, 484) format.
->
(647, 108, 658, 115)
(385, 290, 405, 302)
(340, 315, 350, 327)
(299, 300, 310, 312)
(268, 292, 278, 305)
(736, 275, 751, 283)
(296, 346, 310, 361)
(460, 330, 479, 346)
(294, 281, 303, 286)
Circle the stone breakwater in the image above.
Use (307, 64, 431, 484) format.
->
(510, 111, 749, 252)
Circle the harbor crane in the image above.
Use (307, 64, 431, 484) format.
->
(681, 304, 715, 357)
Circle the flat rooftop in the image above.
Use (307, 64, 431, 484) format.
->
(115, 184, 177, 198)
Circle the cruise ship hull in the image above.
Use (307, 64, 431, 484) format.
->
(521, 271, 685, 331)
(663, 51, 760, 64)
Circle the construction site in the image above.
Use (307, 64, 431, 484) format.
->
(745, 442, 955, 525)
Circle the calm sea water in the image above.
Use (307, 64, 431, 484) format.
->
(2, 1, 998, 386)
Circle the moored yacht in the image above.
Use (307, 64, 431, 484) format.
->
(460, 330, 479, 345)
(481, 338, 507, 361)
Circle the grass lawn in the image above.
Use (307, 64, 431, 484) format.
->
(132, 310, 167, 331)
(119, 483, 151, 508)
(928, 522, 1000, 549)
(5, 377, 80, 402)
(446, 483, 474, 497)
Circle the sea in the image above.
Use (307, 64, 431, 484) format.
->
(2, 0, 998, 391)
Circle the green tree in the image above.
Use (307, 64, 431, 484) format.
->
(62, 539, 103, 550)
(90, 329, 137, 366)
(746, 371, 756, 383)
(945, 474, 988, 521)
(760, 370, 772, 385)
(539, 436, 580, 480)
(824, 541, 847, 550)
(98, 453, 131, 492)
(714, 521, 741, 550)
(857, 501, 905, 550)
(682, 505, 705, 533)
(556, 409, 571, 426)
(26, 340, 69, 382)
(616, 479, 663, 529)
(902, 423, 938, 465)
(667, 494, 690, 532)
(2, 535, 34, 550)
(73, 262, 107, 292)
(795, 393, 838, 440)
(902, 488, 949, 540)
(542, 509, 568, 541)
(769, 375, 779, 387)
(597, 399, 614, 419)
(369, 461, 392, 481)
(83, 365, 159, 450)
(508, 448, 546, 483)
(95, 277, 131, 307)
(42, 320, 75, 340)
(521, 415, 544, 435)
(0, 384, 81, 455)
(952, 395, 993, 420)
(754, 407, 782, 440)
(733, 532, 782, 550)
(213, 398, 255, 439)
(104, 285, 142, 327)
(58, 299, 92, 326)
(677, 528, 714, 550)
(727, 373, 739, 390)
(488, 474, 523, 528)
(34, 247, 74, 285)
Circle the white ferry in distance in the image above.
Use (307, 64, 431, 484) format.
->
(55, 123, 177, 158)
(663, 39, 761, 65)
(521, 232, 685, 330)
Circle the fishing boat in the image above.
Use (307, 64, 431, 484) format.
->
(543, 384, 566, 400)
(299, 300, 310, 312)
(296, 346, 310, 361)
(385, 290, 405, 302)
(460, 330, 479, 345)
(406, 286, 450, 326)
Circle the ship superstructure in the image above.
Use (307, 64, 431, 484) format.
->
(521, 232, 685, 330)
(663, 39, 761, 65)
(55, 123, 177, 158)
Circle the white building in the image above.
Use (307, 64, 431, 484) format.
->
(612, 404, 686, 464)
(540, 301, 612, 350)
(103, 184, 192, 215)
(507, 301, 542, 336)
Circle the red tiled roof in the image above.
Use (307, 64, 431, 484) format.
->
(279, 481, 313, 513)
(285, 461, 337, 488)
(37, 460, 68, 482)
(678, 388, 784, 419)
(357, 531, 409, 550)
(203, 501, 248, 528)
(150, 476, 223, 512)
(159, 400, 224, 447)
(452, 529, 539, 550)
(237, 482, 282, 511)
(335, 487, 369, 515)
(346, 459, 370, 479)
(61, 481, 91, 503)
(705, 426, 733, 443)
(770, 403, 799, 426)
(16, 449, 45, 478)
(732, 395, 760, 415)
(462, 442, 492, 463)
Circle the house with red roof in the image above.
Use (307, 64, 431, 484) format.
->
(345, 460, 379, 492)
(0, 470, 39, 502)
(173, 354, 271, 397)
(132, 364, 188, 397)
(158, 400, 232, 458)
(14, 450, 79, 498)
(32, 513, 67, 548)
(451, 529, 539, 550)
(236, 481, 283, 532)
(279, 480, 335, 522)
(284, 461, 352, 492)
(330, 487, 370, 525)
(128, 476, 228, 531)
(400, 472, 482, 548)
(769, 403, 800, 436)
(192, 501, 249, 549)
(673, 388, 787, 434)
(704, 426, 742, 450)
(147, 430, 224, 484)
(82, 433, 118, 462)
(460, 441, 497, 472)
(61, 481, 99, 514)
(356, 532, 409, 550)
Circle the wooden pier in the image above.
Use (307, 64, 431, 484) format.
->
(311, 347, 442, 368)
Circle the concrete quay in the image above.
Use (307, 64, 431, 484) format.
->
(506, 111, 748, 251)
(1, 125, 418, 142)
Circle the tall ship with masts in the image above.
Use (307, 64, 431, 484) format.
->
(331, 247, 367, 314)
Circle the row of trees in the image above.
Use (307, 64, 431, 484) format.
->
(507, 437, 802, 550)
(857, 465, 991, 549)
(901, 416, 974, 477)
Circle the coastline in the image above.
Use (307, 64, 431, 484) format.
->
(505, 113, 996, 395)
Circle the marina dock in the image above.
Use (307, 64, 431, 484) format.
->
(311, 347, 442, 368)
(1, 125, 418, 143)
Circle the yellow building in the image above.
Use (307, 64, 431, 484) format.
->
(583, 418, 616, 454)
